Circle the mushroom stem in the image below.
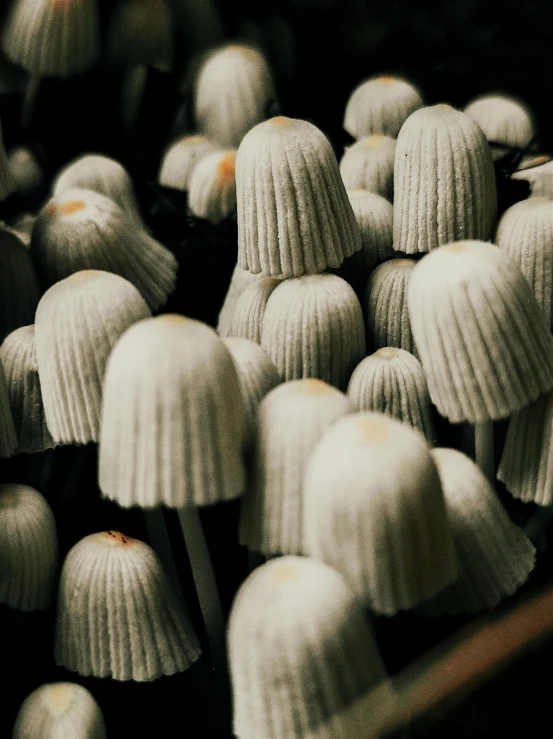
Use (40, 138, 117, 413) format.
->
(475, 421, 494, 480)
(22, 75, 40, 128)
(121, 63, 148, 130)
(144, 509, 191, 619)
(177, 507, 226, 676)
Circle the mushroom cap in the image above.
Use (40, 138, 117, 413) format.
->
(55, 531, 201, 681)
(239, 378, 351, 555)
(99, 315, 245, 508)
(194, 43, 279, 148)
(31, 188, 177, 311)
(228, 555, 388, 739)
(236, 116, 361, 278)
(0, 483, 58, 611)
(35, 270, 151, 444)
(408, 241, 553, 422)
(2, 0, 101, 78)
(393, 105, 497, 255)
(304, 412, 457, 614)
(261, 273, 366, 391)
(13, 682, 107, 739)
(344, 75, 423, 139)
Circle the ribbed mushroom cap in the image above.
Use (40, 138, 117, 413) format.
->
(158, 135, 219, 191)
(0, 354, 17, 458)
(217, 264, 261, 337)
(35, 271, 151, 445)
(340, 136, 396, 200)
(188, 150, 237, 223)
(408, 241, 553, 423)
(229, 277, 281, 344)
(512, 157, 553, 198)
(344, 75, 423, 139)
(498, 390, 553, 506)
(333, 190, 393, 294)
(31, 188, 177, 311)
(107, 0, 174, 70)
(0, 116, 15, 201)
(8, 147, 44, 196)
(13, 682, 107, 739)
(0, 325, 54, 454)
(394, 105, 497, 255)
(99, 315, 245, 508)
(304, 412, 457, 614)
(421, 448, 535, 615)
(347, 190, 393, 269)
(55, 531, 201, 681)
(223, 337, 281, 449)
(228, 555, 388, 739)
(0, 225, 41, 343)
(347, 347, 434, 443)
(261, 273, 366, 391)
(194, 44, 279, 148)
(364, 258, 417, 356)
(495, 197, 553, 327)
(53, 155, 143, 228)
(2, 0, 100, 78)
(464, 94, 534, 160)
(240, 379, 351, 556)
(0, 484, 57, 611)
(237, 116, 362, 278)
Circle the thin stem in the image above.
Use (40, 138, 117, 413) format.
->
(474, 421, 494, 481)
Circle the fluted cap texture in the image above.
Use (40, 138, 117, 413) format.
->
(347, 347, 434, 443)
(31, 188, 177, 311)
(422, 448, 535, 615)
(53, 154, 143, 228)
(347, 190, 393, 270)
(107, 0, 174, 70)
(229, 277, 281, 344)
(240, 379, 351, 556)
(35, 271, 151, 445)
(228, 555, 388, 739)
(195, 44, 279, 148)
(0, 325, 54, 454)
(408, 241, 553, 422)
(340, 136, 396, 200)
(0, 225, 41, 343)
(99, 315, 245, 508)
(237, 116, 362, 278)
(0, 484, 58, 611)
(13, 682, 107, 739)
(55, 531, 201, 680)
(498, 391, 553, 506)
(393, 105, 497, 254)
(495, 197, 553, 326)
(343, 75, 423, 139)
(217, 264, 261, 337)
(364, 258, 417, 356)
(464, 94, 534, 158)
(159, 135, 219, 191)
(0, 354, 17, 458)
(8, 146, 44, 196)
(261, 273, 366, 391)
(188, 150, 237, 223)
(223, 337, 281, 449)
(512, 157, 553, 199)
(2, 0, 100, 78)
(304, 412, 457, 614)
(0, 116, 15, 201)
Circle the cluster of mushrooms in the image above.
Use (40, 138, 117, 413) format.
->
(2, 0, 553, 738)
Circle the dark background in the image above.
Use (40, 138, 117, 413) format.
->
(2, 0, 553, 737)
